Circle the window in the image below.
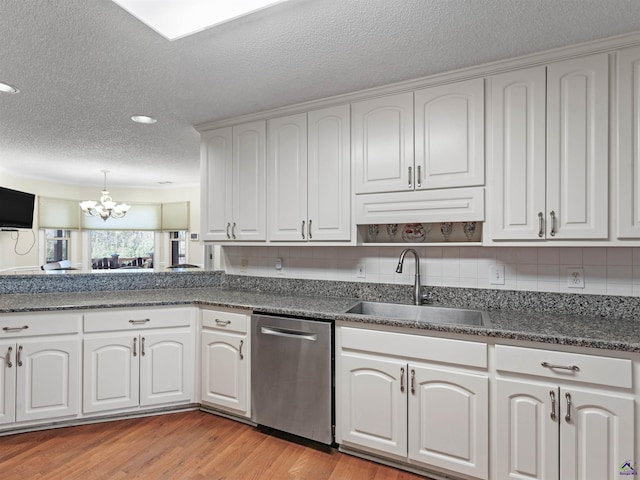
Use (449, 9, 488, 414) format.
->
(169, 231, 188, 266)
(90, 230, 154, 269)
(44, 229, 70, 263)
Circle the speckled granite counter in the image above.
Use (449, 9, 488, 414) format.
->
(1, 286, 639, 353)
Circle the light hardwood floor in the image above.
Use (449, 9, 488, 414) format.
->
(0, 411, 433, 479)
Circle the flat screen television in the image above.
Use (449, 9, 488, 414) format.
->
(0, 186, 35, 230)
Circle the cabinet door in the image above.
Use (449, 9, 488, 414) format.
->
(201, 330, 249, 416)
(617, 45, 640, 238)
(408, 365, 488, 479)
(496, 379, 559, 480)
(83, 335, 139, 413)
(339, 353, 407, 457)
(415, 78, 484, 190)
(308, 104, 351, 241)
(201, 127, 233, 241)
(353, 92, 414, 194)
(233, 121, 267, 241)
(489, 66, 547, 240)
(268, 113, 308, 241)
(0, 342, 16, 425)
(560, 388, 634, 480)
(16, 338, 80, 422)
(547, 53, 609, 239)
(140, 332, 194, 407)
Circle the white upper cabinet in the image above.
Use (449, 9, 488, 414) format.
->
(489, 53, 609, 241)
(200, 121, 266, 242)
(353, 92, 414, 194)
(269, 105, 351, 242)
(414, 78, 485, 190)
(617, 45, 640, 238)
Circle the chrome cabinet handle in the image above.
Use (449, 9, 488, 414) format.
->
(129, 318, 150, 325)
(215, 319, 230, 327)
(400, 367, 405, 393)
(226, 222, 231, 239)
(301, 220, 306, 240)
(17, 345, 23, 367)
(231, 222, 237, 240)
(239, 340, 244, 360)
(538, 212, 544, 238)
(416, 165, 422, 188)
(2, 325, 29, 332)
(565, 392, 572, 423)
(549, 211, 557, 236)
(6, 346, 12, 368)
(408, 166, 413, 188)
(550, 390, 557, 421)
(541, 361, 580, 372)
(308, 219, 312, 240)
(141, 337, 146, 357)
(133, 337, 137, 357)
(410, 369, 416, 395)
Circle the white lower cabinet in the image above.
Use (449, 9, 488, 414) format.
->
(83, 307, 196, 414)
(200, 308, 250, 418)
(338, 327, 489, 479)
(0, 313, 81, 427)
(495, 345, 635, 480)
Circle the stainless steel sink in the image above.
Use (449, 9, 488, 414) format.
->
(345, 301, 489, 327)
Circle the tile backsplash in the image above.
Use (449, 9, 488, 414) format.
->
(221, 246, 640, 297)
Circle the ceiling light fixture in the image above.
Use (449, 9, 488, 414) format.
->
(0, 82, 19, 94)
(112, 0, 288, 40)
(131, 114, 157, 124)
(79, 170, 131, 221)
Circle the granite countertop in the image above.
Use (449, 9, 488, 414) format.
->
(0, 287, 639, 353)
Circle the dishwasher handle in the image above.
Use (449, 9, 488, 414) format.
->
(260, 326, 318, 341)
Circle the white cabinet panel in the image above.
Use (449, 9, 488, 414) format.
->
(353, 92, 414, 194)
(340, 353, 407, 457)
(618, 45, 640, 237)
(409, 365, 488, 479)
(308, 104, 351, 241)
(546, 53, 609, 239)
(415, 78, 484, 189)
(0, 342, 16, 425)
(200, 127, 233, 241)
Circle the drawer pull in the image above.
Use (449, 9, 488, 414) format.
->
(541, 361, 580, 372)
(2, 325, 29, 333)
(215, 319, 230, 327)
(129, 318, 151, 325)
(6, 346, 12, 368)
(549, 390, 556, 421)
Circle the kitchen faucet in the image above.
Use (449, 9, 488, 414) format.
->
(395, 248, 428, 305)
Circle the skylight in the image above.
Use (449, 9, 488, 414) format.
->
(112, 0, 288, 41)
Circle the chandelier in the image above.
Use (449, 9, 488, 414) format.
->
(79, 170, 131, 221)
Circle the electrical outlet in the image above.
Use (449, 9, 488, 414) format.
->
(240, 259, 248, 273)
(567, 267, 585, 288)
(356, 263, 366, 278)
(489, 265, 505, 285)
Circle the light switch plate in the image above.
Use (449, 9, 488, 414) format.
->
(489, 265, 505, 285)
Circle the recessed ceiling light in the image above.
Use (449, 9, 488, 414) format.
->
(112, 0, 288, 40)
(131, 114, 157, 124)
(0, 82, 19, 94)
(158, 181, 174, 185)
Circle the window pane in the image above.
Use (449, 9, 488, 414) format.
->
(90, 231, 154, 269)
(170, 230, 187, 266)
(44, 229, 70, 263)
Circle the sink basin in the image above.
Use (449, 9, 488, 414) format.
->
(345, 301, 489, 327)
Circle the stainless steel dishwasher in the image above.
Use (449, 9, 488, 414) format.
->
(251, 313, 333, 445)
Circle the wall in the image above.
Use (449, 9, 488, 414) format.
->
(222, 245, 640, 297)
(0, 170, 203, 272)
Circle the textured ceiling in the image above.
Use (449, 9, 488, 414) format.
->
(2, 0, 640, 188)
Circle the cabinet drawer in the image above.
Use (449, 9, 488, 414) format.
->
(84, 307, 194, 332)
(340, 327, 487, 369)
(0, 312, 81, 336)
(202, 309, 249, 334)
(495, 345, 632, 388)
